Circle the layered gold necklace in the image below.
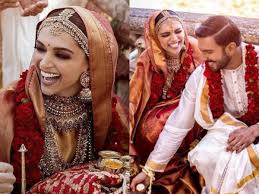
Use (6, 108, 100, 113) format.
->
(162, 55, 181, 99)
(44, 95, 87, 132)
(40, 95, 95, 178)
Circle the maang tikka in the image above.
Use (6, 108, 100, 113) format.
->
(79, 71, 92, 102)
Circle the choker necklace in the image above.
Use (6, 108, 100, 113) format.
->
(165, 55, 181, 73)
(44, 95, 87, 132)
(163, 55, 181, 99)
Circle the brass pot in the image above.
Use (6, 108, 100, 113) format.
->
(100, 158, 123, 173)
(98, 150, 121, 159)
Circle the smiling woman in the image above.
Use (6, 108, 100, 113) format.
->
(0, 7, 128, 194)
(34, 26, 87, 97)
(130, 9, 205, 194)
(156, 16, 185, 57)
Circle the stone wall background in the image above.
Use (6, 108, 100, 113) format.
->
(130, 8, 259, 45)
(130, 0, 259, 19)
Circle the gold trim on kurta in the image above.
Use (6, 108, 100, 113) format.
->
(219, 114, 246, 128)
(209, 147, 259, 193)
(247, 145, 259, 168)
(200, 80, 213, 125)
(210, 187, 218, 194)
(210, 187, 237, 194)
(225, 193, 237, 194)
(238, 131, 259, 189)
(237, 168, 259, 188)
(146, 159, 167, 171)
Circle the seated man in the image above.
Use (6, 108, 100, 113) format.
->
(131, 15, 259, 194)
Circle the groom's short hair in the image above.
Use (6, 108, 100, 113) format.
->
(195, 15, 241, 47)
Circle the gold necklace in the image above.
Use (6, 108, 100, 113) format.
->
(40, 95, 95, 178)
(162, 56, 181, 99)
(44, 95, 87, 132)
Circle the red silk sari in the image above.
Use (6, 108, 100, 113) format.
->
(130, 10, 205, 194)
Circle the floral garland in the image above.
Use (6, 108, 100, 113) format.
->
(146, 43, 194, 110)
(105, 96, 128, 154)
(11, 70, 44, 186)
(204, 44, 259, 126)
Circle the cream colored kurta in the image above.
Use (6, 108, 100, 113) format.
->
(1, 8, 38, 86)
(146, 45, 259, 193)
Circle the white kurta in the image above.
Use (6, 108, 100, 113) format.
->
(1, 8, 38, 86)
(145, 45, 259, 194)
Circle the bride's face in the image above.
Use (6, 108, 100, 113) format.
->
(31, 26, 88, 97)
(157, 18, 185, 57)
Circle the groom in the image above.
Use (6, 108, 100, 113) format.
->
(131, 15, 259, 193)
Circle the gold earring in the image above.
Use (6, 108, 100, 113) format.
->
(78, 71, 92, 102)
(182, 41, 186, 51)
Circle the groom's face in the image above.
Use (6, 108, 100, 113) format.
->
(198, 36, 231, 72)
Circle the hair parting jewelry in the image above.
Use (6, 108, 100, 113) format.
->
(155, 11, 183, 34)
(37, 9, 89, 56)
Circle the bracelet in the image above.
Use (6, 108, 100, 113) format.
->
(142, 166, 155, 194)
(142, 166, 155, 177)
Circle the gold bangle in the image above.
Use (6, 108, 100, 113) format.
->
(142, 166, 155, 177)
(142, 166, 155, 194)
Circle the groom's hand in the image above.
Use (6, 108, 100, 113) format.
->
(227, 124, 259, 153)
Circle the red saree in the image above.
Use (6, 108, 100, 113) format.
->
(130, 10, 205, 194)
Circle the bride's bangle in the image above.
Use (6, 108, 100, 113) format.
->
(142, 166, 155, 178)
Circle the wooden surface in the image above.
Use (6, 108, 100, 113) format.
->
(130, 8, 259, 45)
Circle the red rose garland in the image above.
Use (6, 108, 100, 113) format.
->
(146, 44, 193, 110)
(239, 44, 259, 125)
(204, 44, 258, 125)
(11, 70, 44, 186)
(203, 63, 224, 118)
(105, 96, 128, 153)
